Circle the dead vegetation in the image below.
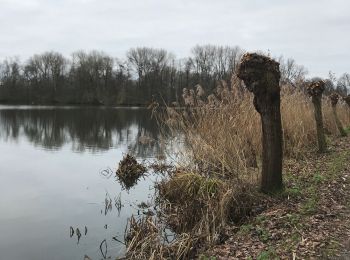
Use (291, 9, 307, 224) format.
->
(121, 170, 262, 259)
(149, 162, 174, 175)
(116, 154, 147, 189)
(156, 172, 259, 233)
(330, 92, 347, 137)
(164, 78, 350, 174)
(122, 215, 203, 260)
(122, 69, 350, 258)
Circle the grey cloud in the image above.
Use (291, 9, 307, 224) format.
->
(0, 0, 349, 77)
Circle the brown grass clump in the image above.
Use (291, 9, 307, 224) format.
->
(116, 154, 147, 189)
(157, 172, 224, 233)
(156, 172, 259, 238)
(158, 172, 222, 202)
(123, 215, 202, 259)
(133, 171, 260, 258)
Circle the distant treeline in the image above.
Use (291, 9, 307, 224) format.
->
(0, 45, 349, 105)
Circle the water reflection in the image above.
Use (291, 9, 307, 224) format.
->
(0, 105, 169, 260)
(0, 106, 164, 158)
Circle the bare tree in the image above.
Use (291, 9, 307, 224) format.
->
(188, 45, 243, 89)
(126, 47, 175, 101)
(25, 52, 68, 100)
(337, 73, 350, 96)
(279, 56, 308, 86)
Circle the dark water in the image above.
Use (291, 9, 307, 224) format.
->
(0, 105, 167, 260)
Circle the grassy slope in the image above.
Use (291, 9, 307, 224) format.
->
(202, 136, 350, 259)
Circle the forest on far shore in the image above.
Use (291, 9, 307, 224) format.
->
(0, 45, 349, 106)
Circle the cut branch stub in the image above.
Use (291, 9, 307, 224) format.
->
(237, 53, 283, 193)
(237, 53, 281, 114)
(307, 80, 327, 152)
(329, 92, 347, 137)
(307, 80, 325, 97)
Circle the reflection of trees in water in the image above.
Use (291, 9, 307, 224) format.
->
(0, 107, 164, 157)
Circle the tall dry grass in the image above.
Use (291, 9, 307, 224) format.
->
(165, 79, 350, 182)
(130, 78, 350, 259)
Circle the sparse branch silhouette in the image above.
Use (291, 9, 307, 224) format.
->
(2, 45, 345, 106)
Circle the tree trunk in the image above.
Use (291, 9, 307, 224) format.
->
(237, 53, 283, 193)
(312, 96, 327, 152)
(260, 99, 283, 192)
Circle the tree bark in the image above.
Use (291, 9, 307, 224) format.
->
(260, 98, 283, 192)
(312, 96, 327, 152)
(307, 81, 327, 153)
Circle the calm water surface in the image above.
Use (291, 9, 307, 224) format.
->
(0, 105, 169, 260)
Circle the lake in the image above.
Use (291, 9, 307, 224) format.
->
(0, 105, 170, 260)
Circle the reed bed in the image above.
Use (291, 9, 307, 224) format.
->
(125, 78, 350, 259)
(165, 80, 350, 180)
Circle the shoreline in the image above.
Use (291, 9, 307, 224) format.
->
(0, 102, 149, 108)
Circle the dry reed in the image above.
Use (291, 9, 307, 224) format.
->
(165, 80, 350, 181)
(127, 77, 350, 259)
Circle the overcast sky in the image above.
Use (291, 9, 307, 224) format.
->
(0, 0, 349, 78)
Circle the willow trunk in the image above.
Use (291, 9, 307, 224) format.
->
(312, 96, 327, 152)
(259, 97, 283, 192)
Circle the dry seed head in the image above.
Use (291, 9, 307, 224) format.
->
(182, 87, 189, 96)
(207, 94, 219, 105)
(189, 89, 195, 97)
(231, 74, 241, 90)
(219, 80, 228, 90)
(216, 83, 223, 97)
(182, 87, 195, 106)
(195, 84, 205, 98)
